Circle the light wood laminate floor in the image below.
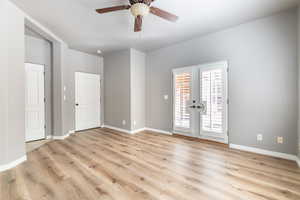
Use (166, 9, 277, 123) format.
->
(26, 139, 51, 153)
(1, 128, 300, 200)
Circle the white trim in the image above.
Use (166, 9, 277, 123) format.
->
(145, 128, 173, 135)
(52, 133, 70, 140)
(296, 157, 300, 167)
(0, 156, 27, 172)
(49, 130, 75, 140)
(230, 144, 299, 164)
(103, 125, 135, 135)
(103, 125, 174, 135)
(131, 128, 146, 134)
(46, 135, 52, 140)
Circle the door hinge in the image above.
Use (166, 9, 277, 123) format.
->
(226, 68, 229, 73)
(227, 99, 229, 104)
(44, 98, 46, 102)
(44, 125, 46, 129)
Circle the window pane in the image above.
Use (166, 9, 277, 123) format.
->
(201, 69, 223, 133)
(174, 72, 192, 130)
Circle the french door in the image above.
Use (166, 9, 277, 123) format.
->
(173, 61, 228, 143)
(75, 72, 101, 131)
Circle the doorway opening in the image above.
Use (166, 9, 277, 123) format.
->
(24, 26, 53, 152)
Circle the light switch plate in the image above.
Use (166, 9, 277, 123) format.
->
(164, 95, 168, 100)
(257, 134, 263, 141)
(277, 137, 283, 144)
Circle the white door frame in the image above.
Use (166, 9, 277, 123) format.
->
(25, 63, 46, 142)
(172, 61, 229, 144)
(75, 72, 101, 131)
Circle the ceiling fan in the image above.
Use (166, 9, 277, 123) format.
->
(95, 0, 179, 32)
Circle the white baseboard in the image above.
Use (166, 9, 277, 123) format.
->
(131, 128, 146, 134)
(52, 133, 70, 140)
(103, 125, 135, 135)
(46, 135, 52, 140)
(145, 127, 173, 135)
(230, 144, 299, 166)
(296, 157, 300, 167)
(0, 156, 27, 172)
(102, 125, 174, 136)
(52, 129, 76, 140)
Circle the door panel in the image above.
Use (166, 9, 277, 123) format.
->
(75, 72, 101, 131)
(199, 63, 228, 141)
(173, 62, 228, 143)
(173, 69, 193, 135)
(25, 63, 45, 142)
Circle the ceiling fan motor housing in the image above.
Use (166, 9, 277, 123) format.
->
(130, 3, 150, 17)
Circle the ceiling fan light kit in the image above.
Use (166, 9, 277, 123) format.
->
(95, 0, 178, 32)
(130, 3, 150, 17)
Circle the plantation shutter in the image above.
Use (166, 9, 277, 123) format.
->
(201, 69, 223, 133)
(174, 72, 192, 130)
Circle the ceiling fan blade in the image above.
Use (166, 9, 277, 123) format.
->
(150, 7, 178, 22)
(96, 5, 131, 14)
(134, 15, 143, 32)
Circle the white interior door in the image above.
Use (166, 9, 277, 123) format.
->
(25, 63, 45, 142)
(173, 61, 228, 143)
(75, 72, 101, 131)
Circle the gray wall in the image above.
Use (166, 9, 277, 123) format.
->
(298, 8, 300, 158)
(130, 49, 146, 130)
(25, 34, 52, 137)
(63, 49, 103, 134)
(52, 42, 67, 137)
(104, 49, 131, 130)
(0, 0, 26, 164)
(146, 10, 298, 155)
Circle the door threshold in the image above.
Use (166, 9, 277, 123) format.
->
(173, 134, 229, 148)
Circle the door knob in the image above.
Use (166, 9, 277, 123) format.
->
(75, 103, 79, 106)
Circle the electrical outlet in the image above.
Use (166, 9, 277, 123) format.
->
(122, 120, 126, 125)
(133, 121, 137, 126)
(257, 134, 263, 141)
(277, 137, 283, 144)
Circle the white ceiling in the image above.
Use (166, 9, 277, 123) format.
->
(12, 0, 299, 53)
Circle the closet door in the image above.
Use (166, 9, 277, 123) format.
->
(75, 72, 101, 131)
(25, 63, 45, 142)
